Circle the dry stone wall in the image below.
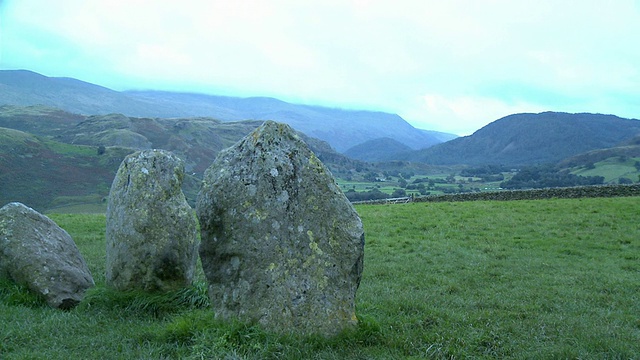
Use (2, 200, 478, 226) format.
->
(415, 184, 640, 203)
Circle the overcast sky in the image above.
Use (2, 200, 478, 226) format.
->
(1, 0, 639, 135)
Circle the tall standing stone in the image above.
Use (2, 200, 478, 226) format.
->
(0, 202, 94, 309)
(196, 121, 365, 336)
(106, 149, 198, 292)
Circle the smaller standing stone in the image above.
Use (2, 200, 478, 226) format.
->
(197, 121, 365, 336)
(0, 202, 94, 309)
(106, 149, 198, 292)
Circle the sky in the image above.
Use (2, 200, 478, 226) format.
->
(1, 0, 639, 135)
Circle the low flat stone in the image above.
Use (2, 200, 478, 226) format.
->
(0, 202, 94, 309)
(106, 149, 198, 292)
(197, 121, 365, 336)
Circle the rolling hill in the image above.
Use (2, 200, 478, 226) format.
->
(557, 137, 640, 169)
(344, 137, 413, 162)
(405, 112, 640, 166)
(0, 127, 131, 211)
(0, 70, 452, 154)
(0, 105, 372, 211)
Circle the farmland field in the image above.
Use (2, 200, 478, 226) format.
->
(1, 197, 639, 359)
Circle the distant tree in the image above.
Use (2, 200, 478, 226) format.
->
(585, 162, 596, 170)
(344, 188, 389, 202)
(482, 174, 504, 182)
(501, 164, 604, 189)
(618, 177, 633, 184)
(391, 188, 407, 198)
(364, 171, 378, 182)
(97, 145, 106, 155)
(460, 165, 510, 177)
(400, 171, 414, 179)
(634, 161, 640, 171)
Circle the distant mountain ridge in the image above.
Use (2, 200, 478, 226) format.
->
(4, 70, 639, 170)
(0, 69, 453, 153)
(404, 112, 640, 166)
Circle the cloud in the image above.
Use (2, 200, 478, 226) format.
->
(400, 94, 547, 135)
(2, 0, 640, 134)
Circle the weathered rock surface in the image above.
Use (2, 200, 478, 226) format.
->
(0, 202, 94, 309)
(106, 149, 198, 291)
(197, 120, 365, 336)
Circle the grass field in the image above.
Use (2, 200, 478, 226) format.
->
(1, 197, 639, 359)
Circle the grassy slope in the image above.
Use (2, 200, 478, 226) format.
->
(1, 106, 371, 211)
(1, 197, 639, 359)
(0, 127, 131, 211)
(570, 156, 640, 183)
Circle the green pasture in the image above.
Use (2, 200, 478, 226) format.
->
(337, 179, 405, 195)
(1, 197, 639, 359)
(572, 156, 640, 183)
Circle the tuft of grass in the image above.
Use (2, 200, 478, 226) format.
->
(0, 278, 48, 308)
(79, 282, 210, 319)
(140, 309, 386, 359)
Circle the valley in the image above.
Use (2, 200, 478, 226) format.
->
(1, 71, 640, 212)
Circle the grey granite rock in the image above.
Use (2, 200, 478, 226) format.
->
(106, 149, 198, 291)
(0, 202, 94, 309)
(197, 121, 365, 336)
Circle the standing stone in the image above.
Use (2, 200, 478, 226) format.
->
(196, 121, 365, 336)
(106, 149, 198, 292)
(0, 202, 94, 309)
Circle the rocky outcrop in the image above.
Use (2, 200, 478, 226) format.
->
(197, 121, 365, 336)
(106, 149, 198, 292)
(0, 202, 94, 309)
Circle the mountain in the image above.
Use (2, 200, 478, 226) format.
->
(0, 70, 161, 116)
(344, 137, 413, 162)
(405, 112, 640, 166)
(0, 105, 372, 211)
(125, 90, 446, 152)
(0, 70, 452, 154)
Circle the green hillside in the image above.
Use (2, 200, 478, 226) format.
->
(0, 106, 372, 211)
(570, 156, 640, 183)
(0, 127, 131, 211)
